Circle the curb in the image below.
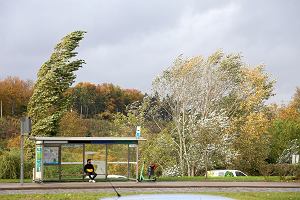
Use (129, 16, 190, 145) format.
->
(1, 185, 300, 190)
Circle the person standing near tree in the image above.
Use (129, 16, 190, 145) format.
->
(84, 159, 97, 182)
(147, 163, 157, 179)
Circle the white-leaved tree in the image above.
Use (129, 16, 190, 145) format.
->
(152, 50, 246, 176)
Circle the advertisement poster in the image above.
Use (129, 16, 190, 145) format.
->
(44, 147, 59, 164)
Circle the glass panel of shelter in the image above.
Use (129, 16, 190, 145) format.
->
(84, 144, 106, 179)
(60, 144, 84, 181)
(107, 144, 128, 179)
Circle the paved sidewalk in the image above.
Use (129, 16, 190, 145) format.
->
(1, 181, 299, 190)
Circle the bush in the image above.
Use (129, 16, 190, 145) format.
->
(294, 164, 300, 180)
(0, 148, 33, 179)
(259, 163, 300, 180)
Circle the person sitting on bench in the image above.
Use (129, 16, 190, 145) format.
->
(84, 159, 97, 182)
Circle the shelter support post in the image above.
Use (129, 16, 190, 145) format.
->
(20, 134, 24, 185)
(127, 144, 130, 179)
(136, 143, 139, 182)
(105, 144, 108, 179)
(41, 143, 44, 182)
(59, 145, 62, 181)
(82, 144, 85, 181)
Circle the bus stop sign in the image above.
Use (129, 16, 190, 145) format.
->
(21, 117, 31, 135)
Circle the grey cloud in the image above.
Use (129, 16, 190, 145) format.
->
(0, 0, 299, 104)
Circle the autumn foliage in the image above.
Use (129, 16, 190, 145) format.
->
(0, 77, 33, 116)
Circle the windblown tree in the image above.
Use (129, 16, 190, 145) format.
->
(152, 50, 274, 176)
(28, 31, 86, 136)
(153, 51, 243, 176)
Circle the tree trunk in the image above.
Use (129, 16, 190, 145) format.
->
(182, 105, 190, 177)
(187, 163, 191, 176)
(191, 164, 195, 177)
(205, 149, 208, 180)
(80, 104, 83, 118)
(178, 125, 184, 176)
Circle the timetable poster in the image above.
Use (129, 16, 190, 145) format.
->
(44, 147, 59, 164)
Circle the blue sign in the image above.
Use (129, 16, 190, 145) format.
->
(136, 126, 141, 139)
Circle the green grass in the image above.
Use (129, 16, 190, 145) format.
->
(0, 178, 130, 183)
(0, 193, 111, 200)
(218, 192, 300, 200)
(0, 179, 32, 183)
(0, 192, 299, 200)
(0, 175, 296, 183)
(158, 176, 293, 182)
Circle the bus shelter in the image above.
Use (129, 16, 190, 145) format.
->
(31, 137, 146, 182)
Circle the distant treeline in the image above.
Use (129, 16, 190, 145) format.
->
(0, 76, 144, 118)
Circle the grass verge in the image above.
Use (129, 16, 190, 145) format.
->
(1, 176, 296, 183)
(0, 192, 299, 200)
(158, 176, 294, 182)
(0, 179, 32, 183)
(218, 192, 300, 200)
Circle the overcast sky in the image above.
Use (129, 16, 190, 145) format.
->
(0, 0, 299, 104)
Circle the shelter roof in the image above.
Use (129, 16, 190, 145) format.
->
(30, 136, 146, 144)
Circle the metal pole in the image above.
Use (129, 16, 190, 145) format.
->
(59, 145, 62, 182)
(1, 100, 2, 118)
(105, 144, 108, 180)
(127, 144, 130, 179)
(20, 134, 24, 185)
(136, 144, 139, 182)
(20, 117, 31, 184)
(41, 143, 44, 182)
(82, 144, 85, 181)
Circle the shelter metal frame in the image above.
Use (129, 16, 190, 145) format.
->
(30, 137, 146, 182)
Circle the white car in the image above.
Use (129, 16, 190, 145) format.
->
(207, 170, 247, 177)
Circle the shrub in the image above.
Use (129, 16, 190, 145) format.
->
(259, 163, 299, 180)
(273, 164, 295, 178)
(0, 149, 20, 179)
(294, 164, 300, 180)
(0, 148, 34, 179)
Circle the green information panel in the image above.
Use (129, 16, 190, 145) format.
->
(36, 146, 42, 172)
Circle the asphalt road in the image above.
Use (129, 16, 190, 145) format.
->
(0, 181, 300, 195)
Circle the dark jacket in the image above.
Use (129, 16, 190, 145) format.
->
(84, 163, 95, 173)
